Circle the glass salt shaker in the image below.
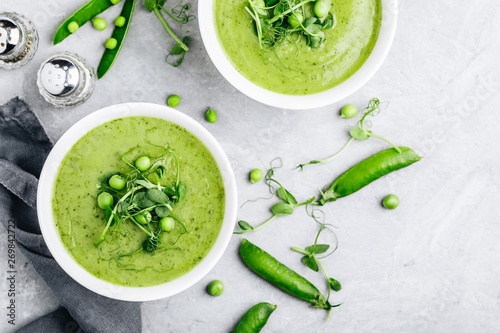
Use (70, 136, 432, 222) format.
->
(36, 52, 96, 107)
(0, 12, 38, 69)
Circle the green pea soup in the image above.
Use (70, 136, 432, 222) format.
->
(52, 117, 225, 287)
(215, 0, 382, 95)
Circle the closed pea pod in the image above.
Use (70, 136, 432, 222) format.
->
(319, 146, 421, 205)
(233, 302, 277, 333)
(239, 239, 331, 311)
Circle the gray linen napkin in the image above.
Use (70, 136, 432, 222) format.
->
(0, 97, 142, 333)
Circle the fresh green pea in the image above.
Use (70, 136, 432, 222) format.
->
(159, 217, 175, 232)
(233, 302, 277, 333)
(319, 147, 421, 205)
(67, 21, 79, 33)
(97, 192, 113, 209)
(114, 16, 126, 27)
(382, 194, 399, 209)
(135, 155, 151, 172)
(239, 238, 331, 310)
(167, 94, 181, 107)
(92, 17, 107, 30)
(110, 0, 121, 4)
(287, 12, 303, 28)
(205, 108, 217, 123)
(105, 38, 118, 50)
(250, 168, 263, 184)
(340, 104, 358, 118)
(206, 280, 224, 296)
(135, 211, 152, 225)
(313, 0, 332, 18)
(108, 174, 126, 190)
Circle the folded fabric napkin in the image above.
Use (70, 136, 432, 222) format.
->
(0, 97, 142, 333)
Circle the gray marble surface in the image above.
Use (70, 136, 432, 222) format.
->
(1, 0, 500, 332)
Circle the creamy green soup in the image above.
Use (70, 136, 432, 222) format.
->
(215, 0, 382, 95)
(53, 117, 225, 287)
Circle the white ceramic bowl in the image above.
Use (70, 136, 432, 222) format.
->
(199, 0, 398, 110)
(37, 103, 238, 301)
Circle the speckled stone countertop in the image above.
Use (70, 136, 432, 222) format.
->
(1, 1, 500, 332)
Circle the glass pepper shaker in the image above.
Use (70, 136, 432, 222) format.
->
(36, 52, 96, 107)
(0, 12, 38, 69)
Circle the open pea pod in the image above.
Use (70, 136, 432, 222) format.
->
(53, 0, 118, 44)
(97, 0, 136, 78)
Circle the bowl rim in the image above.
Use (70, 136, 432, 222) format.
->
(36, 102, 238, 302)
(198, 0, 399, 110)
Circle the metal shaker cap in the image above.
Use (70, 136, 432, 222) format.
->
(39, 56, 81, 97)
(0, 17, 22, 56)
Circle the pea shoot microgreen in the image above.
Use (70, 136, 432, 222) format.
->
(235, 158, 315, 234)
(297, 98, 402, 170)
(245, 0, 335, 50)
(144, 0, 195, 66)
(95, 145, 188, 258)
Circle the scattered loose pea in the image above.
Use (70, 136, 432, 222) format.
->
(105, 38, 118, 50)
(159, 217, 175, 232)
(167, 94, 181, 107)
(109, 175, 126, 190)
(250, 168, 263, 184)
(97, 192, 113, 209)
(205, 108, 217, 123)
(67, 21, 79, 33)
(382, 194, 399, 209)
(114, 16, 126, 27)
(340, 104, 358, 118)
(135, 155, 151, 172)
(92, 17, 107, 31)
(207, 280, 224, 296)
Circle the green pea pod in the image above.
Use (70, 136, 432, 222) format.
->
(233, 302, 277, 333)
(97, 0, 135, 78)
(319, 146, 421, 205)
(53, 0, 116, 44)
(239, 239, 331, 310)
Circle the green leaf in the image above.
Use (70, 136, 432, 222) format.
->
(328, 277, 342, 292)
(322, 13, 334, 30)
(134, 192, 155, 208)
(265, 0, 279, 5)
(144, 0, 157, 12)
(305, 244, 330, 255)
(238, 220, 254, 231)
(155, 205, 172, 218)
(301, 255, 319, 272)
(156, 166, 165, 179)
(271, 202, 294, 216)
(163, 186, 176, 197)
(146, 188, 169, 204)
(277, 187, 297, 205)
(349, 128, 370, 140)
(116, 201, 129, 214)
(176, 183, 187, 202)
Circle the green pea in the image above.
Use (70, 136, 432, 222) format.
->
(313, 0, 332, 18)
(108, 175, 126, 190)
(135, 211, 152, 225)
(97, 192, 113, 209)
(250, 168, 263, 184)
(340, 104, 358, 118)
(205, 108, 217, 123)
(287, 12, 303, 28)
(167, 94, 181, 107)
(67, 21, 79, 34)
(105, 38, 118, 50)
(110, 0, 121, 4)
(207, 280, 224, 296)
(92, 17, 107, 31)
(114, 16, 126, 27)
(159, 217, 175, 232)
(135, 156, 151, 172)
(382, 194, 399, 209)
